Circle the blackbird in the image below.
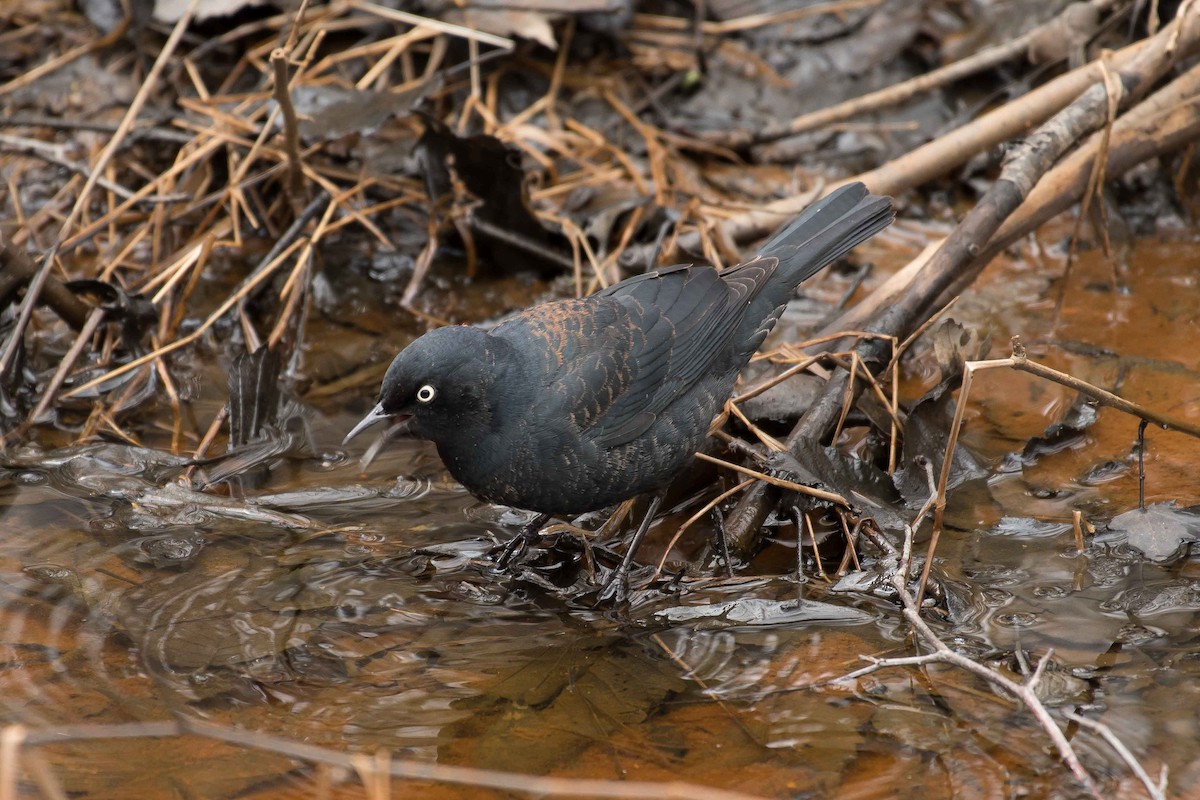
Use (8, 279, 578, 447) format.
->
(345, 182, 894, 599)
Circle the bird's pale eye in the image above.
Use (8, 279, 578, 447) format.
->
(416, 384, 437, 404)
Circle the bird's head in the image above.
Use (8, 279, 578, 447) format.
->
(343, 325, 501, 445)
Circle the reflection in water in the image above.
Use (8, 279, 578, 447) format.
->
(0, 436, 1193, 800)
(3, 241, 1200, 797)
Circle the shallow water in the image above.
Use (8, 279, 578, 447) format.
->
(3, 234, 1200, 799)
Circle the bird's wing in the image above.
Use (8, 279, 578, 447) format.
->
(492, 297, 640, 434)
(582, 259, 777, 448)
(494, 260, 778, 450)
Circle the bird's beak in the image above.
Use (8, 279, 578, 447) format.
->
(343, 403, 390, 445)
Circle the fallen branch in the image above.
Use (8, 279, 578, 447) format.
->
(829, 52, 1200, 334)
(0, 238, 92, 330)
(643, 9, 1195, 258)
(720, 6, 1200, 558)
(980, 58, 1200, 272)
(703, 0, 1121, 148)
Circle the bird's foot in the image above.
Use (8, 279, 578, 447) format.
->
(595, 565, 630, 607)
(593, 493, 663, 607)
(710, 504, 735, 578)
(493, 531, 531, 569)
(490, 512, 552, 569)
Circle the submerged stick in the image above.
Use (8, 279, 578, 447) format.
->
(840, 526, 1106, 798)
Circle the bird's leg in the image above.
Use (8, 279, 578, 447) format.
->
(791, 504, 807, 599)
(597, 493, 664, 605)
(710, 504, 734, 578)
(494, 512, 552, 568)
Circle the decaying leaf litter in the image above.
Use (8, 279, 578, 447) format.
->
(1, 0, 1200, 798)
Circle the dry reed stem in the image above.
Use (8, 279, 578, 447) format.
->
(349, 0, 515, 49)
(694, 452, 847, 505)
(727, 400, 785, 451)
(650, 479, 755, 580)
(154, 355, 185, 453)
(58, 0, 200, 245)
(732, 354, 824, 403)
(0, 41, 95, 98)
(61, 234, 310, 399)
(23, 308, 105, 429)
(803, 513, 828, 579)
(839, 511, 863, 571)
(604, 89, 669, 207)
(634, 0, 883, 36)
(7, 716, 768, 800)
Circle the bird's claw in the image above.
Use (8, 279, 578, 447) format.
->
(492, 532, 529, 569)
(490, 513, 551, 570)
(596, 566, 630, 607)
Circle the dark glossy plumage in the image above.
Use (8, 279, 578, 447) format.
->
(346, 183, 893, 517)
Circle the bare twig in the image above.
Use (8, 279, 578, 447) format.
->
(270, 48, 306, 209)
(921, 334, 1200, 603)
(694, 452, 848, 506)
(1062, 711, 1168, 800)
(1009, 339, 1200, 439)
(837, 527, 1106, 798)
(348, 0, 516, 49)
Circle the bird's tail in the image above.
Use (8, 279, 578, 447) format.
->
(756, 182, 894, 300)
